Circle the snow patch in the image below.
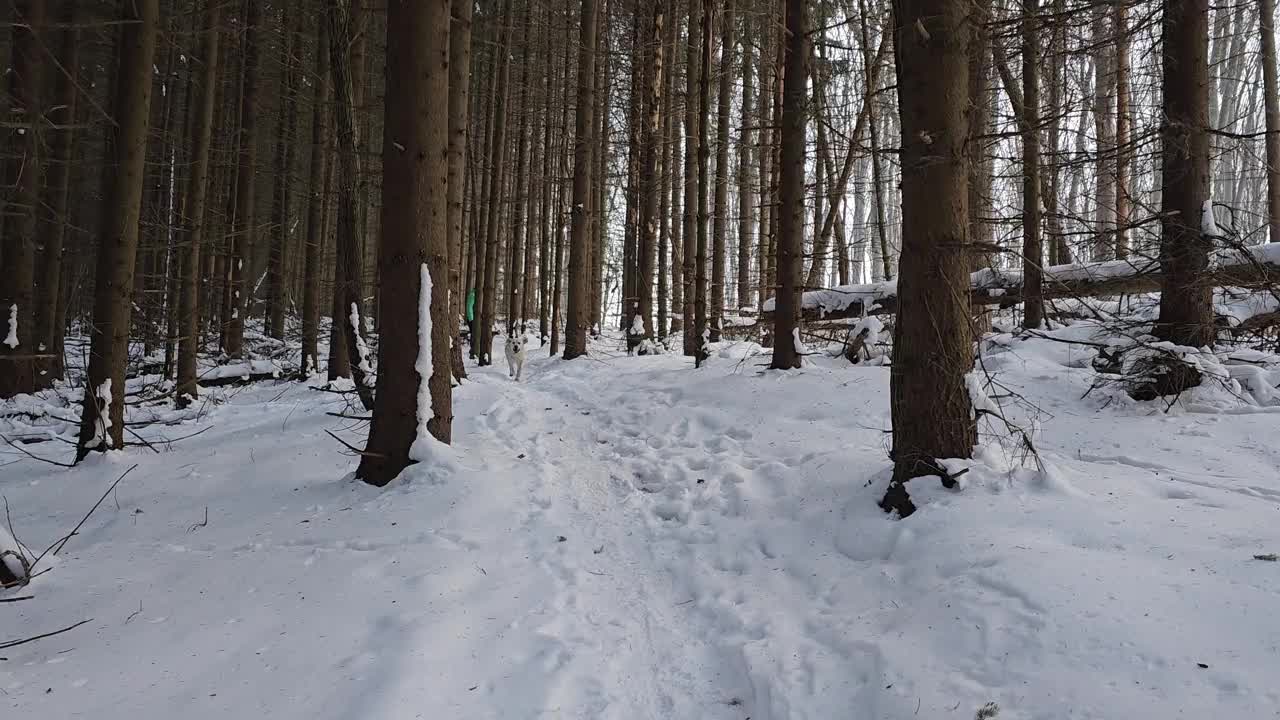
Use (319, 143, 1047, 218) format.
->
(4, 304, 17, 348)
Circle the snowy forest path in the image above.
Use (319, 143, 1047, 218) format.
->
(457, 348, 764, 719)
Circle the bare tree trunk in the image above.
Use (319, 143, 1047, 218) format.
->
(225, 0, 264, 357)
(1154, 0, 1214, 353)
(177, 0, 224, 404)
(1091, 5, 1116, 260)
(1261, 0, 1280, 243)
(328, 0, 374, 409)
(1021, 0, 1043, 329)
(267, 6, 300, 341)
(880, 0, 976, 516)
(670, 15, 685, 335)
(302, 16, 331, 379)
(658, 2, 677, 339)
(358, 0, 452, 485)
(76, 0, 160, 461)
(564, 0, 600, 359)
(635, 0, 667, 344)
(33, 3, 79, 388)
(1114, 0, 1132, 258)
(0, 0, 46, 399)
(448, 0, 474, 376)
(710, 0, 734, 342)
(736, 26, 755, 311)
(770, 0, 805, 370)
(506, 10, 534, 336)
(682, 5, 700, 355)
(479, 0, 515, 364)
(591, 5, 610, 334)
(692, 0, 713, 364)
(756, 15, 773, 306)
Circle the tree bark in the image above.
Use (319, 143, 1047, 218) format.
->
(881, 0, 976, 516)
(33, 3, 79, 388)
(225, 0, 264, 357)
(1154, 0, 1214, 351)
(0, 0, 46, 399)
(770, 0, 805, 370)
(479, 0, 515, 365)
(736, 27, 755, 311)
(76, 0, 160, 461)
(564, 0, 601, 359)
(176, 0, 224, 404)
(328, 0, 374, 409)
(359, 0, 453, 485)
(635, 0, 667, 344)
(682, 7, 701, 355)
(693, 0, 713, 364)
(710, 0, 734, 342)
(1021, 0, 1043, 329)
(267, 5, 301, 341)
(301, 16, 331, 379)
(448, 0, 475, 377)
(1261, 0, 1280, 243)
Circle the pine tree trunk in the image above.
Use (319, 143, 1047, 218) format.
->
(682, 7, 701, 355)
(770, 0, 805, 370)
(301, 16, 331, 379)
(448, 0, 474, 376)
(0, 0, 46, 399)
(359, 0, 452, 485)
(670, 16, 685, 335)
(328, 0, 374, 409)
(591, 7, 610, 335)
(658, 4, 677, 340)
(755, 15, 773, 307)
(506, 9, 533, 336)
(880, 0, 976, 516)
(33, 3, 80, 388)
(636, 0, 667, 344)
(1112, 0, 1132, 260)
(225, 0, 264, 357)
(1261, 0, 1280, 243)
(1154, 0, 1213, 352)
(267, 6, 300, 341)
(76, 0, 160, 461)
(479, 0, 515, 365)
(694, 0, 712, 364)
(564, 0, 600, 359)
(736, 28, 755, 311)
(176, 0, 224, 404)
(1021, 0, 1043, 329)
(709, 0, 734, 342)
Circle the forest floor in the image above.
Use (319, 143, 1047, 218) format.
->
(3, 328, 1280, 719)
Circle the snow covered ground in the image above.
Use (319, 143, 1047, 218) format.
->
(3, 330, 1280, 719)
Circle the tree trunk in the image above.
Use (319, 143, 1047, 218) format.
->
(33, 3, 79, 388)
(479, 0, 515, 365)
(1261, 0, 1280, 243)
(693, 0, 713, 364)
(448, 0, 474, 377)
(682, 7, 701, 355)
(267, 6, 300, 341)
(0, 0, 46, 399)
(176, 0, 224, 404)
(756, 16, 773, 306)
(736, 28, 755, 311)
(880, 0, 976, 516)
(710, 0, 734, 342)
(506, 7, 533, 336)
(301, 16, 331, 379)
(1114, 0, 1133, 258)
(225, 0, 264, 357)
(635, 0, 667, 344)
(359, 0, 452, 485)
(770, 0, 805, 370)
(76, 0, 160, 461)
(564, 0, 600, 359)
(328, 0, 374, 409)
(1154, 0, 1214, 351)
(1021, 0, 1043, 329)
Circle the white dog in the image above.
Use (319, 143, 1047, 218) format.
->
(504, 328, 527, 381)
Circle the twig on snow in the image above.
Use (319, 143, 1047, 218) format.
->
(0, 618, 93, 650)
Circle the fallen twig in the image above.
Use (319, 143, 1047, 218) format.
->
(0, 618, 93, 650)
(39, 464, 139, 563)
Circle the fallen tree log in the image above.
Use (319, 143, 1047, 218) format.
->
(762, 244, 1280, 322)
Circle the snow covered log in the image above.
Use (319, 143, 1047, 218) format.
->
(761, 244, 1280, 322)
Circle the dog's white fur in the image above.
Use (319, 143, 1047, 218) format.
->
(505, 330, 527, 381)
